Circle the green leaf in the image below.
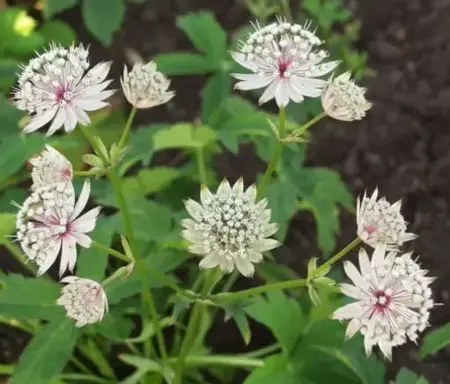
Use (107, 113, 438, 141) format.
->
(77, 217, 115, 280)
(10, 318, 78, 384)
(244, 354, 300, 384)
(0, 273, 64, 321)
(82, 0, 125, 46)
(419, 322, 450, 359)
(0, 135, 45, 185)
(176, 12, 227, 60)
(0, 58, 20, 93)
(153, 123, 217, 151)
(154, 53, 219, 75)
(223, 302, 252, 345)
(0, 213, 15, 244)
(43, 0, 79, 19)
(244, 291, 305, 354)
(201, 72, 231, 124)
(119, 355, 162, 384)
(39, 20, 77, 46)
(394, 368, 429, 384)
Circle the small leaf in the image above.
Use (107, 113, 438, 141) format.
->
(308, 284, 321, 306)
(82, 0, 125, 46)
(419, 322, 450, 359)
(176, 12, 227, 60)
(224, 304, 251, 345)
(10, 319, 78, 384)
(154, 52, 219, 75)
(43, 0, 79, 19)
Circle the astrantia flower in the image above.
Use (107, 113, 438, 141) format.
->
(57, 276, 108, 327)
(231, 18, 340, 107)
(357, 189, 417, 249)
(332, 246, 435, 360)
(121, 61, 174, 109)
(29, 145, 73, 190)
(182, 179, 280, 277)
(321, 72, 372, 121)
(14, 43, 114, 135)
(15, 180, 100, 276)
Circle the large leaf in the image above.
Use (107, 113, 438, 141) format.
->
(43, 0, 79, 19)
(0, 213, 15, 243)
(154, 53, 219, 75)
(244, 291, 305, 354)
(0, 273, 64, 321)
(82, 0, 125, 46)
(77, 217, 115, 280)
(243, 354, 300, 384)
(176, 12, 227, 60)
(419, 323, 450, 359)
(39, 20, 77, 46)
(153, 123, 217, 151)
(0, 58, 19, 93)
(11, 319, 78, 384)
(201, 72, 231, 124)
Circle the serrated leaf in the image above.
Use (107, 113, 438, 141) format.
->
(82, 0, 125, 46)
(10, 318, 78, 384)
(201, 71, 231, 123)
(154, 52, 219, 75)
(244, 291, 305, 354)
(43, 0, 79, 19)
(419, 322, 450, 359)
(0, 273, 64, 320)
(176, 12, 227, 60)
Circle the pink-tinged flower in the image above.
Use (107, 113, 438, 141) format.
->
(231, 18, 340, 107)
(57, 276, 108, 327)
(14, 43, 115, 135)
(321, 72, 372, 121)
(332, 246, 435, 360)
(29, 145, 73, 190)
(15, 180, 101, 276)
(357, 189, 417, 249)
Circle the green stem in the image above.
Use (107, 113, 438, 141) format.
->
(196, 147, 207, 185)
(108, 167, 168, 362)
(118, 106, 137, 149)
(291, 111, 327, 138)
(171, 354, 264, 369)
(74, 170, 106, 177)
(215, 279, 307, 303)
(257, 106, 286, 198)
(174, 268, 221, 383)
(314, 237, 361, 277)
(4, 240, 37, 275)
(280, 0, 293, 21)
(80, 125, 108, 164)
(242, 343, 281, 358)
(92, 240, 129, 262)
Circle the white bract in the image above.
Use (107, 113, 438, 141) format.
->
(231, 18, 339, 107)
(182, 179, 280, 277)
(16, 180, 100, 276)
(357, 189, 417, 249)
(14, 43, 114, 135)
(29, 145, 73, 190)
(121, 62, 174, 109)
(57, 276, 108, 327)
(332, 246, 435, 360)
(321, 72, 372, 121)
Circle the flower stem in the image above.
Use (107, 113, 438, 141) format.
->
(215, 278, 307, 303)
(174, 268, 222, 383)
(171, 354, 264, 369)
(118, 106, 137, 150)
(242, 343, 281, 358)
(108, 167, 168, 362)
(291, 111, 327, 138)
(280, 0, 293, 21)
(257, 106, 286, 198)
(314, 237, 361, 277)
(74, 170, 106, 177)
(92, 240, 129, 262)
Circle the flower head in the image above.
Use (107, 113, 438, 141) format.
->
(14, 43, 114, 135)
(57, 276, 108, 327)
(182, 179, 280, 277)
(332, 246, 435, 360)
(29, 145, 73, 190)
(231, 18, 339, 107)
(16, 180, 100, 276)
(121, 62, 174, 109)
(321, 72, 372, 121)
(357, 189, 417, 249)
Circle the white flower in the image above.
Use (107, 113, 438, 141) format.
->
(121, 61, 174, 109)
(15, 180, 101, 276)
(321, 72, 372, 121)
(57, 276, 108, 327)
(29, 145, 73, 190)
(14, 43, 114, 135)
(230, 18, 340, 107)
(332, 246, 435, 360)
(182, 179, 280, 277)
(357, 189, 417, 249)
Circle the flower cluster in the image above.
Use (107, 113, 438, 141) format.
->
(182, 179, 280, 277)
(333, 190, 435, 360)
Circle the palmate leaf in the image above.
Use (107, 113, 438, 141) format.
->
(10, 318, 78, 384)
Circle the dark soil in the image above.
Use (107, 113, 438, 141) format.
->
(4, 0, 450, 383)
